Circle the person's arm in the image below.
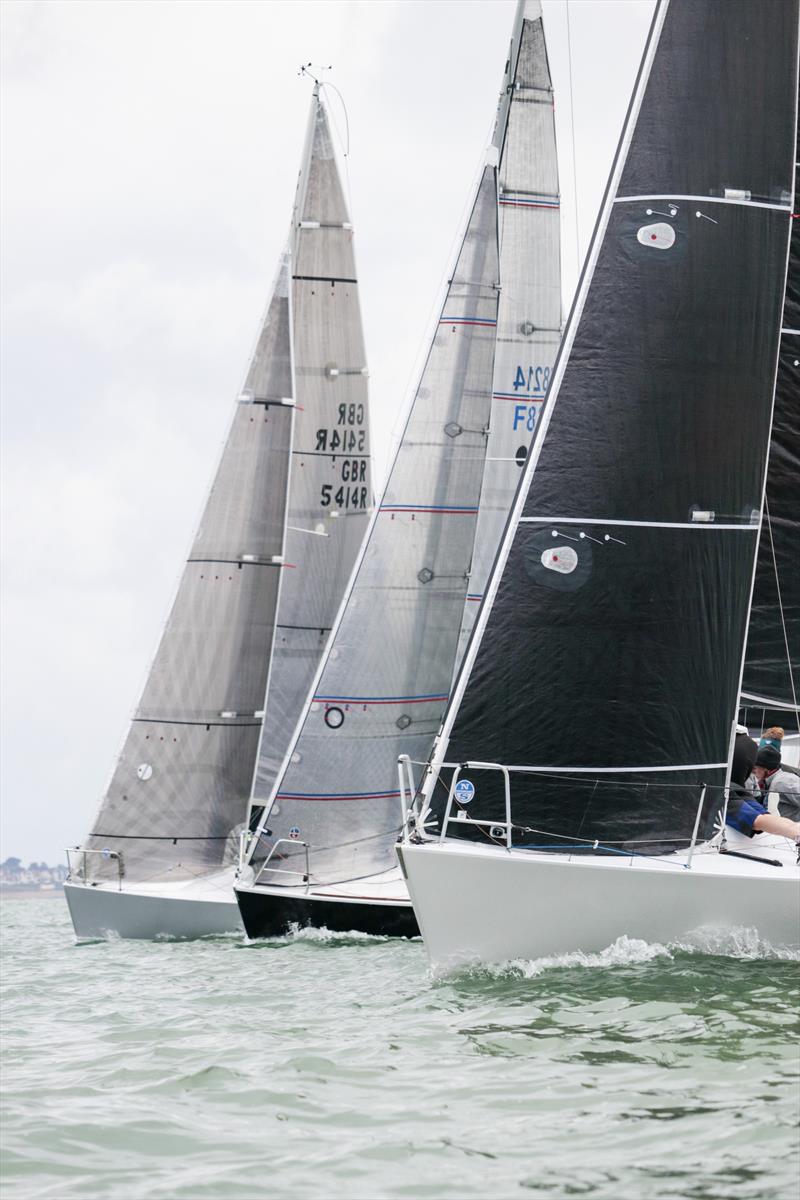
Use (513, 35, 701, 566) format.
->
(752, 811, 800, 840)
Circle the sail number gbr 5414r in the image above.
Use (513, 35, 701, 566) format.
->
(317, 401, 369, 511)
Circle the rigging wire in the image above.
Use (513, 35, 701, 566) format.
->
(763, 494, 800, 726)
(565, 0, 582, 279)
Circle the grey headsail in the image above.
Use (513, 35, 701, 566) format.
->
(80, 86, 370, 884)
(740, 107, 800, 732)
(249, 164, 500, 885)
(430, 0, 799, 852)
(456, 0, 561, 657)
(252, 88, 372, 805)
(83, 254, 295, 881)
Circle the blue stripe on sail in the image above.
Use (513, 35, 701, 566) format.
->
(438, 317, 497, 327)
(379, 504, 479, 515)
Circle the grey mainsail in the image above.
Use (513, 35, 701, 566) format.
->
(249, 165, 500, 885)
(84, 256, 295, 882)
(252, 89, 372, 804)
(456, 0, 561, 656)
(80, 86, 370, 885)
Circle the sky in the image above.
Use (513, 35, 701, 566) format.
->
(1, 0, 656, 865)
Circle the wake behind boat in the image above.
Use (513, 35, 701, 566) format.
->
(65, 83, 372, 939)
(399, 0, 800, 972)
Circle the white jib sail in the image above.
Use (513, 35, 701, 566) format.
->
(456, 0, 561, 657)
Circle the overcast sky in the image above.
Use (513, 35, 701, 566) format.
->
(1, 0, 655, 865)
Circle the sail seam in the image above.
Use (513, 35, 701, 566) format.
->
(292, 274, 357, 283)
(615, 193, 791, 213)
(520, 517, 759, 531)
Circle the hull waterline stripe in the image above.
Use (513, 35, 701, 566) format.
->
(615, 193, 792, 213)
(521, 517, 760, 531)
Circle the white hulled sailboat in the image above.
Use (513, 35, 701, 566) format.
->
(65, 85, 372, 939)
(399, 0, 800, 972)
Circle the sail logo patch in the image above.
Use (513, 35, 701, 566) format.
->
(454, 779, 475, 804)
(636, 222, 676, 250)
(541, 546, 578, 574)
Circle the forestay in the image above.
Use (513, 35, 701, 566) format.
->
(250, 167, 500, 885)
(84, 256, 295, 881)
(432, 0, 799, 852)
(456, 0, 561, 657)
(740, 112, 800, 732)
(252, 91, 372, 805)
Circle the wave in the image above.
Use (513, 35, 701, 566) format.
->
(443, 926, 800, 980)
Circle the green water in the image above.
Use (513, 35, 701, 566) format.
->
(1, 899, 798, 1199)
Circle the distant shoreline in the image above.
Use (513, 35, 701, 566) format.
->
(1, 888, 65, 900)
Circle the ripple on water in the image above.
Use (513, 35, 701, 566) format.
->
(1, 901, 798, 1200)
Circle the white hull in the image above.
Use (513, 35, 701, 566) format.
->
(64, 868, 242, 940)
(398, 833, 800, 973)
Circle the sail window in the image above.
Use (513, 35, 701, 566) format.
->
(444, 422, 463, 438)
(417, 568, 435, 584)
(515, 446, 528, 467)
(324, 706, 345, 730)
(396, 715, 412, 731)
(636, 222, 675, 250)
(541, 546, 578, 575)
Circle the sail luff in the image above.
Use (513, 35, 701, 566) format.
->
(245, 244, 297, 826)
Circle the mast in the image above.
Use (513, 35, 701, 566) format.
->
(427, 0, 799, 853)
(251, 85, 372, 805)
(740, 107, 800, 732)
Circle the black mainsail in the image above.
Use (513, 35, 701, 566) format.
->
(429, 0, 799, 852)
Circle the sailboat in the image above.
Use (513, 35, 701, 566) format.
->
(234, 0, 561, 938)
(398, 0, 800, 972)
(64, 84, 372, 939)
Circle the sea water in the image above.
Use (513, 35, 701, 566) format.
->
(1, 898, 798, 1200)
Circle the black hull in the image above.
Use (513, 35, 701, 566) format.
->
(235, 886, 420, 939)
